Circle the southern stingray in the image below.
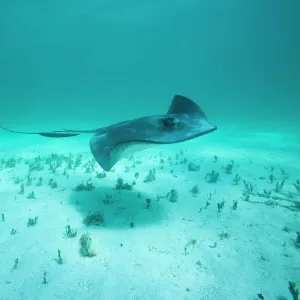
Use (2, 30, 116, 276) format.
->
(0, 95, 217, 171)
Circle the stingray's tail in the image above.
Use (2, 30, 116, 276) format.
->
(0, 125, 95, 138)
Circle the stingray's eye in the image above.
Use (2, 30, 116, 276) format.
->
(162, 117, 181, 129)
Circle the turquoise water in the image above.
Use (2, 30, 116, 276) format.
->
(1, 1, 300, 300)
(1, 1, 299, 128)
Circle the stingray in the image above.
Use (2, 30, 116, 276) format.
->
(0, 95, 217, 171)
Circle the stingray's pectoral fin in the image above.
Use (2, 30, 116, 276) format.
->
(89, 133, 147, 172)
(89, 133, 115, 171)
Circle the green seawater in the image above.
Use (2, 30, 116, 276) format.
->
(0, 1, 300, 300)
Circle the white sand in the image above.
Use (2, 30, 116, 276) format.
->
(0, 128, 299, 300)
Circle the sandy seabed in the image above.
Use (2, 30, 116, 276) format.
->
(0, 128, 299, 300)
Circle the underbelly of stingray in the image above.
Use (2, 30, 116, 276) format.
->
(90, 134, 162, 171)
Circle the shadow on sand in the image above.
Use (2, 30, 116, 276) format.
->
(68, 185, 165, 230)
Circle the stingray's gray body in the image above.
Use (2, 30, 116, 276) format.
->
(0, 95, 217, 171)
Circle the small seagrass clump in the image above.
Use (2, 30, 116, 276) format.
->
(36, 177, 43, 186)
(243, 180, 254, 194)
(96, 171, 106, 179)
(83, 212, 104, 226)
(185, 239, 197, 248)
(12, 258, 19, 270)
(205, 170, 219, 183)
(14, 177, 22, 184)
(85, 180, 95, 191)
(294, 180, 300, 193)
(65, 225, 77, 238)
(27, 216, 38, 227)
(143, 169, 156, 182)
(232, 174, 241, 185)
(115, 177, 133, 190)
(145, 198, 151, 209)
(79, 232, 96, 257)
(74, 179, 95, 191)
(43, 271, 48, 284)
(29, 161, 44, 172)
(217, 200, 225, 213)
(232, 200, 238, 210)
(50, 181, 58, 189)
(103, 194, 114, 205)
(188, 162, 200, 172)
(288, 281, 299, 300)
(167, 189, 179, 202)
(19, 183, 25, 194)
(190, 184, 199, 196)
(26, 191, 36, 199)
(5, 157, 17, 168)
(219, 231, 230, 240)
(224, 161, 234, 174)
(275, 180, 285, 193)
(56, 249, 63, 265)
